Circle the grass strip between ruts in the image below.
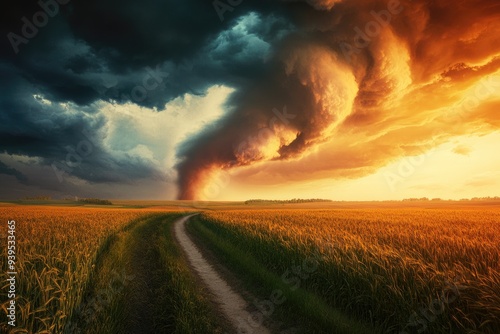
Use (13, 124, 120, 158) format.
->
(67, 213, 226, 334)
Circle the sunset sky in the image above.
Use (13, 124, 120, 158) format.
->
(1, 0, 499, 200)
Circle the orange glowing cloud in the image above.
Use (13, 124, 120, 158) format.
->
(176, 0, 500, 200)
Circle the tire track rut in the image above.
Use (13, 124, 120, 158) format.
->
(174, 214, 272, 334)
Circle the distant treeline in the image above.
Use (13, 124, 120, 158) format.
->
(245, 198, 333, 204)
(78, 198, 113, 205)
(458, 196, 500, 201)
(403, 196, 500, 202)
(23, 195, 52, 200)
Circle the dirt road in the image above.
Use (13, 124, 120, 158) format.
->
(174, 215, 272, 334)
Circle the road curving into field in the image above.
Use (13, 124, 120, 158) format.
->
(174, 214, 272, 334)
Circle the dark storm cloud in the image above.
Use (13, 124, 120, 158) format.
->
(0, 64, 101, 156)
(66, 0, 291, 67)
(0, 0, 296, 197)
(0, 161, 28, 184)
(2, 0, 294, 108)
(0, 65, 164, 187)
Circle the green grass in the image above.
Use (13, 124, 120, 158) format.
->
(188, 215, 378, 334)
(67, 213, 225, 334)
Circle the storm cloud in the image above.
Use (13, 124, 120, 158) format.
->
(0, 0, 293, 198)
(0, 0, 498, 200)
(176, 0, 500, 199)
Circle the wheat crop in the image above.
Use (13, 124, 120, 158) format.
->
(201, 207, 500, 333)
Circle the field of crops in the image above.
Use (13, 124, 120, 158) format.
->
(199, 207, 500, 333)
(0, 205, 166, 333)
(2, 203, 499, 333)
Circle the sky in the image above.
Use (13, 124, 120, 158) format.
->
(0, 0, 499, 201)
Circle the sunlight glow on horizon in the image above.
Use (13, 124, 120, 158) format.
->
(200, 132, 500, 201)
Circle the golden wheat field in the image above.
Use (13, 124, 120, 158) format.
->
(201, 207, 500, 333)
(1, 203, 499, 333)
(0, 205, 172, 334)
